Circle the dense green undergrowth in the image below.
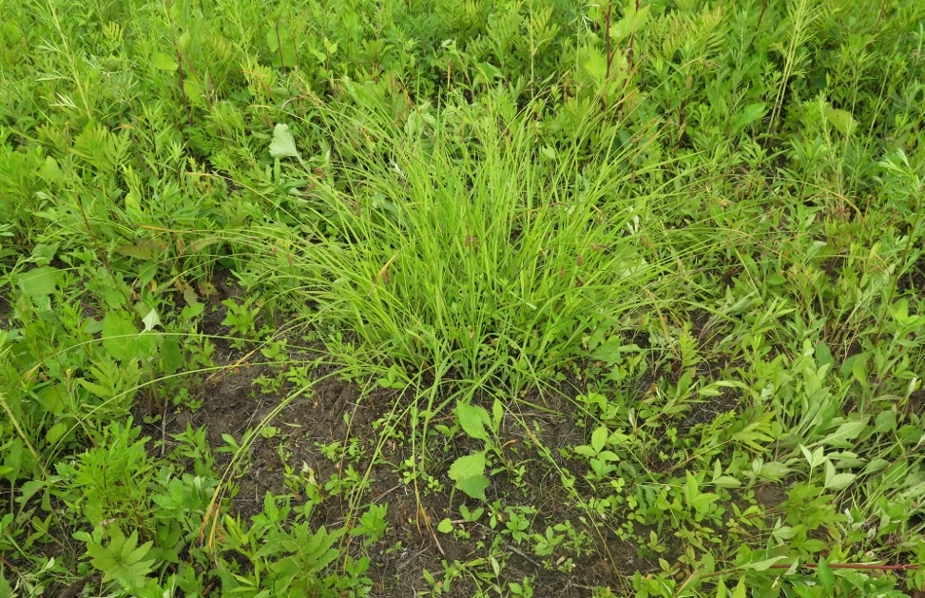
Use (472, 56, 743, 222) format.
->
(2, 0, 925, 596)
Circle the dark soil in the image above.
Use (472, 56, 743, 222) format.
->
(129, 271, 643, 597)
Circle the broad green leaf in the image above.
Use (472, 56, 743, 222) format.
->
(183, 78, 202, 103)
(152, 52, 178, 71)
(823, 104, 857, 137)
(824, 460, 856, 490)
(743, 555, 787, 571)
(437, 518, 453, 533)
(591, 425, 608, 454)
(115, 243, 161, 261)
(269, 123, 301, 159)
(0, 565, 11, 595)
(800, 444, 826, 469)
(160, 336, 183, 376)
(46, 422, 69, 445)
(591, 337, 624, 364)
(102, 311, 139, 362)
(455, 402, 490, 442)
(862, 458, 890, 475)
(584, 51, 607, 86)
(731, 103, 767, 130)
(820, 418, 868, 447)
(16, 266, 59, 297)
(448, 451, 489, 500)
(598, 450, 620, 462)
(815, 341, 834, 368)
(609, 2, 650, 41)
(851, 356, 869, 389)
(873, 410, 895, 434)
(712, 475, 741, 488)
(732, 577, 747, 598)
(491, 399, 503, 430)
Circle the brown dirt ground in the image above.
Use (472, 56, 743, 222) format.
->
(128, 271, 646, 597)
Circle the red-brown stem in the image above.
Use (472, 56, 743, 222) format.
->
(769, 562, 918, 571)
(602, 2, 612, 112)
(627, 0, 640, 71)
(176, 50, 193, 126)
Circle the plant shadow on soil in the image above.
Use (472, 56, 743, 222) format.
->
(123, 270, 659, 597)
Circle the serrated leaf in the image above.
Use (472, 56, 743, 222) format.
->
(584, 51, 607, 86)
(455, 402, 490, 442)
(448, 451, 489, 500)
(102, 311, 139, 362)
(599, 450, 621, 462)
(269, 123, 301, 160)
(160, 336, 182, 376)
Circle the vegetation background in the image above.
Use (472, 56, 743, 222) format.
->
(1, 0, 924, 596)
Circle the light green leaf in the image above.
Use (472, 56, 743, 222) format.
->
(862, 458, 890, 475)
(183, 78, 202, 103)
(152, 52, 178, 71)
(455, 402, 490, 442)
(712, 475, 741, 488)
(817, 557, 834, 594)
(102, 311, 139, 362)
(824, 460, 856, 490)
(160, 336, 183, 376)
(141, 308, 161, 332)
(437, 518, 453, 533)
(820, 418, 868, 447)
(800, 444, 826, 469)
(448, 451, 489, 500)
(731, 103, 767, 130)
(584, 51, 607, 86)
(491, 399, 503, 430)
(609, 2, 650, 41)
(591, 425, 608, 454)
(16, 266, 59, 297)
(269, 123, 301, 160)
(743, 555, 787, 571)
(46, 422, 69, 445)
(873, 410, 895, 434)
(823, 104, 857, 137)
